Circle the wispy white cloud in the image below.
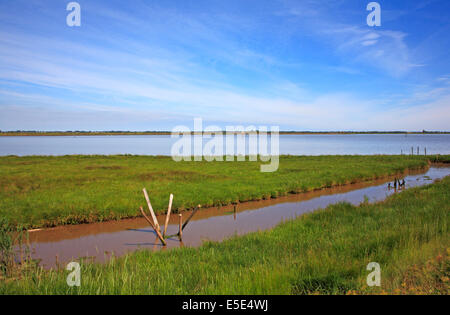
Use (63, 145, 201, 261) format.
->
(0, 0, 447, 131)
(279, 1, 424, 77)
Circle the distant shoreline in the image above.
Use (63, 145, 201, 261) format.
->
(0, 131, 449, 136)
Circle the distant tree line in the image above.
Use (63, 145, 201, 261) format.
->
(1, 130, 449, 136)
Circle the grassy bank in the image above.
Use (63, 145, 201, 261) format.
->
(0, 155, 431, 229)
(1, 174, 449, 294)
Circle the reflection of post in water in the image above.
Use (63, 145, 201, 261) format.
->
(388, 178, 403, 192)
(153, 235, 160, 250)
(388, 178, 398, 193)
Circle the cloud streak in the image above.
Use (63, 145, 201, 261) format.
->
(0, 0, 448, 131)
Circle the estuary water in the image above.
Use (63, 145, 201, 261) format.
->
(1, 134, 449, 156)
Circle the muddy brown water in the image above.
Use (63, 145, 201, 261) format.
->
(20, 166, 450, 268)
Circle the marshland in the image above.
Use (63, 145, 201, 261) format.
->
(0, 149, 449, 294)
(0, 154, 434, 228)
(2, 0, 450, 298)
(0, 163, 449, 294)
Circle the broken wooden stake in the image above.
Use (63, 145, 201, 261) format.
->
(178, 214, 183, 241)
(178, 205, 200, 235)
(163, 194, 173, 238)
(139, 206, 155, 230)
(139, 206, 166, 246)
(143, 188, 161, 233)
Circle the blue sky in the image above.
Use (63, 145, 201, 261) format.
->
(0, 0, 449, 131)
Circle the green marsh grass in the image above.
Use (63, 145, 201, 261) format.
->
(0, 218, 27, 277)
(0, 155, 432, 229)
(1, 174, 448, 294)
(0, 155, 433, 229)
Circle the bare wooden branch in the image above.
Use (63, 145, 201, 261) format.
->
(139, 206, 166, 246)
(139, 206, 155, 229)
(163, 194, 173, 238)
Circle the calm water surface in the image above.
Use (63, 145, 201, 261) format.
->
(1, 134, 449, 156)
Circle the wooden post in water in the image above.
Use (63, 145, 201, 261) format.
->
(178, 214, 183, 241)
(233, 205, 237, 220)
(417, 146, 419, 155)
(179, 205, 200, 233)
(143, 188, 161, 233)
(411, 147, 413, 155)
(139, 206, 166, 246)
(139, 206, 155, 230)
(163, 194, 173, 238)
